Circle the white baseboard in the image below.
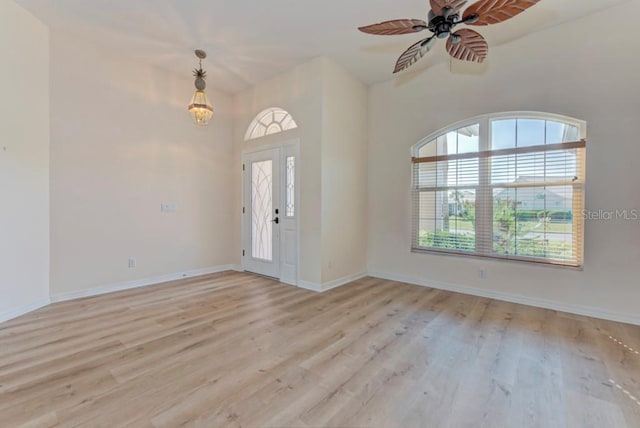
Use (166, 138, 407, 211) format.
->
(0, 298, 51, 324)
(50, 265, 238, 303)
(5, 267, 636, 327)
(297, 281, 322, 292)
(280, 278, 298, 287)
(298, 271, 368, 293)
(369, 271, 640, 326)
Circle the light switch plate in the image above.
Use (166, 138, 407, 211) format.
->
(161, 203, 177, 213)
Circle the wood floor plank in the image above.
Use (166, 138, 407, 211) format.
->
(0, 272, 638, 427)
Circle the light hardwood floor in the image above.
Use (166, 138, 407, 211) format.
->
(1, 272, 639, 427)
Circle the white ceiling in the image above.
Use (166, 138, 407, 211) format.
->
(16, 0, 631, 94)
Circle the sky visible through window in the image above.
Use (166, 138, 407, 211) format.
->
(414, 116, 583, 263)
(492, 119, 579, 149)
(420, 119, 580, 187)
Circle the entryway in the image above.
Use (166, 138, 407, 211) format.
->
(242, 142, 299, 285)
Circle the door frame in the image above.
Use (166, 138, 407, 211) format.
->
(241, 139, 300, 286)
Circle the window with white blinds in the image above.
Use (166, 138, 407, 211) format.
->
(412, 112, 586, 267)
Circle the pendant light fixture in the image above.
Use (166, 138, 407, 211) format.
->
(188, 50, 214, 126)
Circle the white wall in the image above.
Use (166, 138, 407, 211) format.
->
(321, 59, 368, 283)
(4, 1, 636, 324)
(368, 1, 640, 322)
(233, 57, 368, 286)
(234, 58, 325, 284)
(0, 1, 50, 320)
(49, 32, 235, 296)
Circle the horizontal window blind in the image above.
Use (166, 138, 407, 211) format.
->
(412, 139, 586, 267)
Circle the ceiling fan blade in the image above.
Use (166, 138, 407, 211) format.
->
(446, 29, 488, 62)
(429, 0, 468, 16)
(462, 0, 541, 26)
(358, 19, 428, 35)
(394, 37, 437, 74)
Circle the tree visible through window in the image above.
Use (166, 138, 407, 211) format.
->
(412, 112, 586, 267)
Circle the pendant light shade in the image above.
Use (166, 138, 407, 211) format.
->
(188, 50, 213, 126)
(188, 90, 213, 126)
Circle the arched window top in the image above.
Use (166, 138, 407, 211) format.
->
(245, 107, 298, 141)
(414, 111, 586, 157)
(411, 111, 587, 267)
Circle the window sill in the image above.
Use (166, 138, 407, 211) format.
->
(411, 247, 584, 271)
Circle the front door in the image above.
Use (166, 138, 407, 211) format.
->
(243, 149, 281, 278)
(242, 144, 298, 283)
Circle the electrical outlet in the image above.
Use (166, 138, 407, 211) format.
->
(479, 268, 487, 279)
(128, 258, 136, 268)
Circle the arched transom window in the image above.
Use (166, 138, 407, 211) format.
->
(245, 107, 298, 141)
(412, 112, 586, 267)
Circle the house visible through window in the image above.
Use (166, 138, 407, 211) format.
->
(412, 112, 586, 267)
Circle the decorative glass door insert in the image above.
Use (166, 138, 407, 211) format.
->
(251, 160, 273, 261)
(243, 149, 281, 279)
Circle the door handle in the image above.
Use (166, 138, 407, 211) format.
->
(272, 217, 279, 224)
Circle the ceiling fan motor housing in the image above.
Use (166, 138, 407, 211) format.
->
(358, 0, 542, 73)
(428, 9, 459, 39)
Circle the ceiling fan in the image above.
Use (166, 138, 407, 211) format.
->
(359, 0, 541, 73)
